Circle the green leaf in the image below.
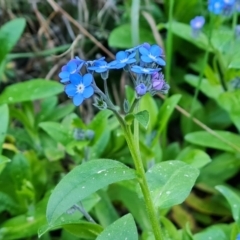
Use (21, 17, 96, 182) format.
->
(194, 225, 229, 240)
(109, 24, 155, 48)
(185, 74, 223, 100)
(0, 155, 11, 174)
(39, 121, 73, 146)
(229, 49, 240, 69)
(0, 79, 63, 104)
(0, 104, 9, 154)
(216, 185, 240, 226)
(177, 147, 211, 169)
(146, 160, 199, 209)
(64, 222, 103, 239)
(0, 18, 26, 63)
(135, 110, 149, 129)
(185, 130, 240, 153)
(96, 214, 138, 240)
(46, 159, 136, 223)
(39, 193, 101, 237)
(163, 22, 209, 50)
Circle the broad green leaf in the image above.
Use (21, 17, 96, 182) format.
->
(0, 155, 11, 174)
(39, 122, 73, 146)
(216, 185, 240, 226)
(135, 110, 149, 129)
(0, 191, 19, 214)
(218, 90, 240, 131)
(0, 18, 26, 63)
(211, 29, 232, 53)
(163, 22, 209, 50)
(46, 159, 136, 223)
(64, 222, 103, 239)
(177, 147, 211, 168)
(194, 225, 229, 240)
(0, 104, 9, 154)
(185, 131, 240, 153)
(0, 79, 63, 104)
(185, 74, 223, 100)
(153, 94, 181, 145)
(109, 24, 155, 48)
(146, 161, 199, 209)
(96, 214, 138, 240)
(39, 193, 100, 237)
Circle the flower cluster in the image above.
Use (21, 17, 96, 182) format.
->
(58, 43, 169, 108)
(208, 0, 240, 15)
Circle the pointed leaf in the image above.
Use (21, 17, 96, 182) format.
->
(96, 214, 138, 240)
(135, 110, 149, 129)
(0, 80, 63, 104)
(0, 104, 9, 154)
(146, 161, 199, 208)
(47, 159, 136, 223)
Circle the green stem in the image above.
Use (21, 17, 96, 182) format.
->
(165, 0, 174, 84)
(113, 111, 163, 240)
(232, 10, 238, 37)
(129, 98, 139, 113)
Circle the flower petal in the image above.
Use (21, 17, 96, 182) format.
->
(66, 61, 77, 73)
(150, 45, 162, 57)
(83, 86, 94, 98)
(73, 94, 84, 106)
(156, 57, 166, 66)
(139, 47, 149, 56)
(59, 71, 69, 79)
(83, 73, 93, 86)
(65, 84, 76, 97)
(116, 51, 127, 60)
(70, 73, 82, 85)
(126, 58, 136, 64)
(128, 51, 136, 59)
(141, 55, 153, 63)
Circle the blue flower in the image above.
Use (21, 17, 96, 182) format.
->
(139, 44, 165, 66)
(190, 16, 205, 30)
(236, 233, 240, 240)
(109, 51, 136, 69)
(222, 0, 236, 15)
(237, 0, 240, 12)
(131, 66, 160, 74)
(88, 60, 111, 73)
(59, 59, 83, 83)
(86, 57, 105, 67)
(65, 73, 94, 106)
(135, 83, 147, 96)
(125, 42, 150, 52)
(152, 72, 165, 90)
(208, 0, 224, 14)
(190, 16, 205, 38)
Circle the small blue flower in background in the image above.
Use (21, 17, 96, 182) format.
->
(109, 51, 136, 69)
(131, 66, 160, 74)
(236, 0, 240, 11)
(236, 233, 240, 240)
(139, 44, 165, 66)
(190, 16, 205, 38)
(65, 73, 94, 106)
(222, 0, 236, 15)
(152, 72, 165, 91)
(86, 57, 105, 67)
(135, 83, 147, 96)
(208, 0, 224, 14)
(59, 59, 83, 83)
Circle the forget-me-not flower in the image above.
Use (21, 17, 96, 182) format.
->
(190, 16, 205, 38)
(59, 59, 83, 83)
(236, 233, 240, 240)
(135, 83, 147, 96)
(208, 0, 224, 14)
(109, 51, 136, 69)
(139, 44, 165, 66)
(131, 66, 160, 74)
(152, 72, 165, 91)
(65, 73, 94, 106)
(222, 0, 236, 15)
(88, 60, 111, 73)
